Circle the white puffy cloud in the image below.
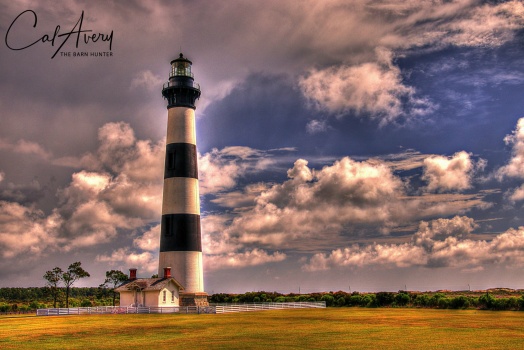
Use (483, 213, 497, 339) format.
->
(497, 117, 524, 179)
(205, 248, 286, 271)
(133, 224, 160, 252)
(199, 146, 277, 195)
(0, 201, 61, 259)
(422, 151, 479, 192)
(296, 0, 524, 124)
(298, 48, 433, 124)
(0, 122, 166, 258)
(96, 248, 157, 275)
(507, 184, 524, 203)
(304, 243, 427, 272)
(303, 216, 524, 271)
(220, 157, 488, 251)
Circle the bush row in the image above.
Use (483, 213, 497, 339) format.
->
(0, 297, 116, 313)
(209, 291, 524, 311)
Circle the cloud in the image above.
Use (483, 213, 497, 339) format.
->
(0, 122, 165, 259)
(0, 138, 52, 159)
(497, 117, 524, 179)
(0, 200, 60, 259)
(422, 151, 482, 192)
(96, 248, 157, 275)
(298, 48, 435, 124)
(198, 146, 278, 195)
(133, 224, 160, 252)
(131, 70, 163, 91)
(205, 248, 286, 271)
(0, 178, 45, 205)
(210, 183, 268, 209)
(375, 0, 524, 49)
(218, 156, 489, 252)
(507, 184, 524, 203)
(306, 120, 328, 134)
(303, 216, 524, 271)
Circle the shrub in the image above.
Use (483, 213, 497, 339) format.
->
(336, 297, 346, 307)
(478, 293, 495, 310)
(413, 294, 430, 307)
(348, 294, 362, 306)
(320, 294, 335, 307)
(428, 293, 445, 307)
(437, 298, 450, 309)
(81, 300, 93, 307)
(362, 294, 377, 308)
(375, 292, 395, 307)
(518, 295, 524, 310)
(506, 297, 519, 310)
(450, 296, 470, 309)
(394, 293, 410, 307)
(18, 305, 31, 312)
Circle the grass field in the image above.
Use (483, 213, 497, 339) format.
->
(1, 308, 523, 349)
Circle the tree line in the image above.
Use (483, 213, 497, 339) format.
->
(209, 290, 524, 311)
(2, 263, 523, 313)
(0, 261, 129, 313)
(42, 262, 128, 308)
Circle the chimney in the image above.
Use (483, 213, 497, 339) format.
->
(163, 267, 171, 279)
(129, 268, 137, 281)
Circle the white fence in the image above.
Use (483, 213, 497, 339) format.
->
(36, 305, 214, 316)
(36, 302, 325, 316)
(214, 301, 325, 313)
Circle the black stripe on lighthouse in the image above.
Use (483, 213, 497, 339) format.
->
(160, 214, 202, 252)
(164, 143, 198, 179)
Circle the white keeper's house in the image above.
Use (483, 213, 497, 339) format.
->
(115, 267, 184, 307)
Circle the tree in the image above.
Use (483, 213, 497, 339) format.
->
(61, 262, 90, 308)
(101, 270, 128, 306)
(43, 267, 63, 308)
(320, 294, 335, 307)
(394, 293, 410, 307)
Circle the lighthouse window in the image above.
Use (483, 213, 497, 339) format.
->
(167, 150, 176, 170)
(164, 216, 173, 236)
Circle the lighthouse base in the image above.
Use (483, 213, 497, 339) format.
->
(180, 292, 209, 307)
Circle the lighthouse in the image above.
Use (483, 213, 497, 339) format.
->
(159, 53, 207, 306)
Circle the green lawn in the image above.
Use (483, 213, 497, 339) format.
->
(0, 308, 523, 349)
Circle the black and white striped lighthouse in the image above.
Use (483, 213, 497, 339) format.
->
(159, 53, 205, 303)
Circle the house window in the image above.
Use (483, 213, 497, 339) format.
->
(163, 290, 166, 302)
(171, 290, 175, 302)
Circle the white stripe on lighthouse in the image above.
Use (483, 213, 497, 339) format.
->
(158, 251, 203, 293)
(167, 107, 196, 145)
(161, 177, 200, 215)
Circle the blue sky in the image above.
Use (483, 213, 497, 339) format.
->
(1, 0, 524, 293)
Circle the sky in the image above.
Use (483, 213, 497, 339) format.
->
(1, 0, 524, 293)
